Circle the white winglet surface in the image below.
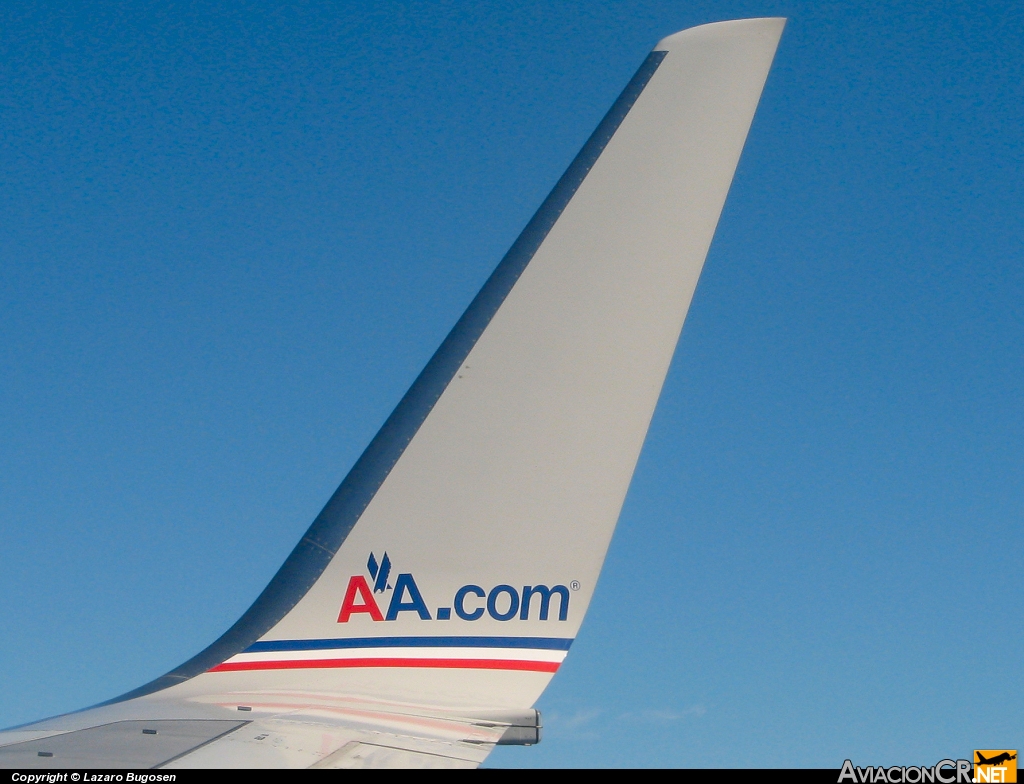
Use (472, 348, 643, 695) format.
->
(2, 19, 784, 768)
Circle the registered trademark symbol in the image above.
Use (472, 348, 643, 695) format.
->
(570, 580, 580, 591)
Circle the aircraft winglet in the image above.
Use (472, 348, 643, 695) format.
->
(3, 18, 785, 768)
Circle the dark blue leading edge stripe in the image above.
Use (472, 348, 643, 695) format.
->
(244, 636, 574, 653)
(107, 49, 668, 704)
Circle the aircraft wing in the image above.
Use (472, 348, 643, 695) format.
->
(1, 18, 784, 769)
(0, 699, 535, 768)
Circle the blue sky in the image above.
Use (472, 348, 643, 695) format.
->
(1, 0, 1021, 768)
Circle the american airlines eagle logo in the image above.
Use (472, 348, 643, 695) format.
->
(338, 552, 571, 623)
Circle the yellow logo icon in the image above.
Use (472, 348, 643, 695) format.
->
(975, 751, 1017, 783)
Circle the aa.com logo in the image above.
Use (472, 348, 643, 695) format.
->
(336, 552, 573, 623)
(837, 752, 1017, 784)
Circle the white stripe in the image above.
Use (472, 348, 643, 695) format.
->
(225, 647, 567, 664)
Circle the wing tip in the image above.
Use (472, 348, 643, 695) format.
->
(654, 17, 787, 53)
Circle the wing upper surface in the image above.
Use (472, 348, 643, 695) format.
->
(0, 695, 534, 769)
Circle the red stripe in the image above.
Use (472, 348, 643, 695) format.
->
(209, 657, 560, 673)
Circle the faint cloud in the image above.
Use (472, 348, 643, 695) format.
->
(543, 707, 604, 739)
(540, 703, 706, 740)
(619, 705, 707, 723)
(563, 708, 603, 729)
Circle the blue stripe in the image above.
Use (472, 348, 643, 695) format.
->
(244, 636, 574, 653)
(105, 50, 667, 705)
